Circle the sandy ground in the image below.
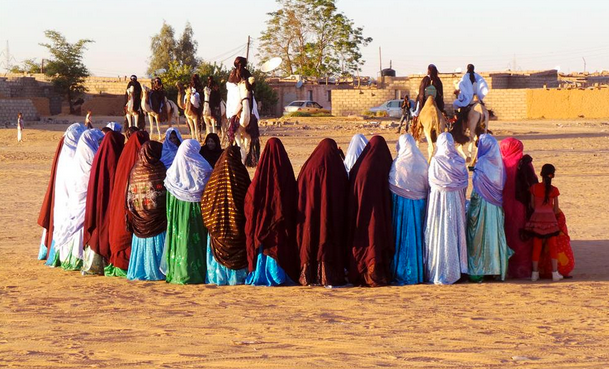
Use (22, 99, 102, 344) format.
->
(1, 116, 608, 368)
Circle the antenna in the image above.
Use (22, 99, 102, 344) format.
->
(246, 36, 251, 60)
(0, 40, 17, 72)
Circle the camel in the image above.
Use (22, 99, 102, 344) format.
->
(413, 95, 447, 161)
(451, 98, 490, 163)
(232, 78, 260, 167)
(176, 83, 202, 141)
(141, 86, 179, 140)
(202, 86, 228, 142)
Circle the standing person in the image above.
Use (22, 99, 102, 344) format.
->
(202, 145, 251, 285)
(160, 127, 183, 169)
(85, 110, 93, 129)
(163, 139, 213, 284)
(525, 164, 563, 282)
(347, 135, 394, 287)
(106, 130, 150, 277)
(37, 135, 66, 260)
(396, 96, 413, 134)
(388, 134, 429, 285)
(199, 133, 223, 168)
(126, 75, 142, 114)
(466, 134, 513, 282)
(207, 76, 222, 132)
(297, 138, 349, 286)
(54, 128, 105, 271)
(126, 141, 168, 281)
(245, 138, 300, 286)
(343, 133, 368, 175)
(415, 64, 444, 115)
(45, 123, 87, 267)
(17, 113, 24, 142)
(82, 129, 125, 275)
(500, 138, 538, 278)
(425, 132, 469, 285)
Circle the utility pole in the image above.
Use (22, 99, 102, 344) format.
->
(379, 46, 383, 88)
(246, 36, 251, 60)
(582, 57, 587, 73)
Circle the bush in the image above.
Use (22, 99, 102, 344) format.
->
(361, 110, 388, 117)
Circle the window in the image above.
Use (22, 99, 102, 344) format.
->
(327, 90, 332, 102)
(306, 102, 313, 107)
(388, 101, 399, 108)
(289, 101, 304, 107)
(307, 90, 313, 100)
(313, 102, 322, 109)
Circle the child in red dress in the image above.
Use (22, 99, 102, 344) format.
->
(525, 164, 562, 282)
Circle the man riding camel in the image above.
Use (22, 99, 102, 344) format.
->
(126, 75, 142, 113)
(414, 64, 444, 116)
(453, 64, 489, 123)
(149, 77, 168, 122)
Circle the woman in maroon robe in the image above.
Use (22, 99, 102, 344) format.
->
(107, 130, 149, 277)
(37, 137, 65, 260)
(244, 138, 300, 285)
(82, 130, 125, 275)
(296, 138, 349, 286)
(347, 135, 394, 287)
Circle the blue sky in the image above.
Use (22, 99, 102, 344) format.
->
(1, 0, 608, 77)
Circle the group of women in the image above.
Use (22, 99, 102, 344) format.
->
(37, 116, 574, 286)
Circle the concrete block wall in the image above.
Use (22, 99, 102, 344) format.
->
(484, 89, 528, 120)
(0, 99, 39, 124)
(331, 89, 396, 116)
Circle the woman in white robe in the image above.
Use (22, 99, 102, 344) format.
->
(343, 133, 368, 175)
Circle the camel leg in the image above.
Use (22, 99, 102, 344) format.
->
(424, 129, 434, 162)
(134, 113, 139, 129)
(156, 119, 162, 141)
(126, 114, 132, 128)
(457, 144, 468, 159)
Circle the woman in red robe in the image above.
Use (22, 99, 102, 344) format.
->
(347, 135, 394, 287)
(106, 131, 149, 277)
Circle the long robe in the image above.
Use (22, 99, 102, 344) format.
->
(244, 138, 299, 286)
(202, 145, 251, 285)
(297, 138, 349, 286)
(83, 131, 125, 274)
(500, 138, 537, 278)
(163, 139, 213, 284)
(347, 135, 394, 287)
(425, 133, 469, 285)
(388, 134, 429, 285)
(453, 72, 489, 108)
(37, 137, 65, 259)
(107, 131, 150, 275)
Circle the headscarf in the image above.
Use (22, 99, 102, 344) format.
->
(200, 133, 223, 168)
(388, 134, 429, 200)
(472, 134, 505, 206)
(244, 138, 299, 280)
(161, 127, 183, 169)
(84, 131, 125, 260)
(164, 139, 213, 202)
(53, 128, 104, 247)
(108, 131, 150, 270)
(347, 135, 394, 287)
(344, 134, 368, 174)
(202, 145, 251, 270)
(52, 123, 87, 250)
(126, 141, 167, 238)
(296, 138, 349, 286)
(428, 133, 468, 191)
(38, 136, 65, 250)
(106, 122, 122, 132)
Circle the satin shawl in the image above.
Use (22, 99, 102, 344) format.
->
(429, 133, 468, 191)
(161, 127, 183, 169)
(388, 134, 429, 200)
(164, 139, 213, 202)
(472, 134, 505, 206)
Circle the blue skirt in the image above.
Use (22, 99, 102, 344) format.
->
(205, 235, 247, 286)
(391, 193, 426, 285)
(127, 232, 167, 281)
(246, 246, 295, 286)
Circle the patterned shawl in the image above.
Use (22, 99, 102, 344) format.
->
(202, 145, 251, 270)
(126, 141, 167, 238)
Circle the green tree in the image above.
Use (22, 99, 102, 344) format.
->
(175, 22, 199, 69)
(40, 30, 93, 114)
(259, 0, 371, 77)
(147, 21, 176, 75)
(9, 58, 41, 74)
(158, 60, 193, 103)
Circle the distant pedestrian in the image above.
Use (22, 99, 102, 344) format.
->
(17, 112, 24, 142)
(396, 95, 412, 134)
(85, 110, 93, 129)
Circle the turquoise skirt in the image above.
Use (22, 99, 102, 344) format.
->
(127, 232, 166, 281)
(391, 193, 426, 285)
(205, 235, 247, 286)
(246, 246, 295, 286)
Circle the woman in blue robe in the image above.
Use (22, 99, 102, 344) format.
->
(425, 133, 469, 285)
(388, 134, 429, 285)
(467, 134, 513, 282)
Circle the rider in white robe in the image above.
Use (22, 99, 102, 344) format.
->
(453, 64, 489, 109)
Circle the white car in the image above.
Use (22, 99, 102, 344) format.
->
(369, 99, 415, 118)
(283, 100, 324, 115)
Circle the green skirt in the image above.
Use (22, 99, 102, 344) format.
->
(466, 191, 513, 281)
(164, 192, 207, 284)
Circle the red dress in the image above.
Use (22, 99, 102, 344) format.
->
(538, 211, 575, 278)
(524, 183, 560, 238)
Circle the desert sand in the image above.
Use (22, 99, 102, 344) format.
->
(1, 116, 608, 368)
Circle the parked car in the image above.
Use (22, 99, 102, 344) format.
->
(369, 99, 415, 118)
(283, 100, 324, 115)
